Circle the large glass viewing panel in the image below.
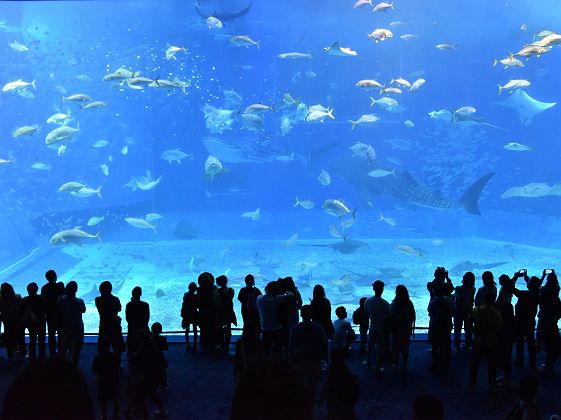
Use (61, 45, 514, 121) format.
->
(0, 0, 560, 332)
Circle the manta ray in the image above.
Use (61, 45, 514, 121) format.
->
(195, 0, 251, 22)
(496, 89, 556, 125)
(332, 151, 494, 215)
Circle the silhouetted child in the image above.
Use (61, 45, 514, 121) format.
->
(181, 282, 199, 351)
(352, 297, 369, 354)
(22, 282, 46, 360)
(92, 341, 120, 420)
(331, 306, 356, 359)
(151, 322, 168, 390)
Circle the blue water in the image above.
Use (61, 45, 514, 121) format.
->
(0, 1, 560, 330)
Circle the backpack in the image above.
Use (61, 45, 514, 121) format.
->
(352, 308, 362, 325)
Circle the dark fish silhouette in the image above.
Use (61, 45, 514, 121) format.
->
(301, 239, 368, 255)
(332, 151, 494, 215)
(195, 1, 251, 22)
(450, 261, 508, 275)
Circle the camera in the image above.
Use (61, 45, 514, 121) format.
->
(545, 269, 554, 274)
(519, 269, 527, 274)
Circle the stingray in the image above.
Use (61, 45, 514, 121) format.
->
(496, 89, 556, 125)
(450, 261, 508, 275)
(302, 239, 368, 254)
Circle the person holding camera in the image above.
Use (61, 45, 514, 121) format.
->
(512, 270, 541, 369)
(537, 269, 560, 373)
(427, 267, 454, 300)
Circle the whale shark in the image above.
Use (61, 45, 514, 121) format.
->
(332, 151, 494, 215)
(496, 90, 556, 125)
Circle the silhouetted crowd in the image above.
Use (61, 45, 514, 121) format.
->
(0, 267, 559, 419)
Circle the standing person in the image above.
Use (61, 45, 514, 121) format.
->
(151, 322, 169, 390)
(331, 306, 356, 360)
(58, 281, 86, 365)
(365, 280, 390, 373)
(197, 272, 217, 352)
(289, 305, 328, 412)
(237, 274, 262, 330)
(214, 275, 237, 352)
(469, 292, 502, 390)
(181, 282, 199, 351)
(310, 284, 334, 340)
(278, 277, 302, 359)
(512, 272, 541, 369)
(427, 267, 454, 300)
(41, 269, 65, 355)
(352, 297, 369, 354)
(92, 340, 120, 420)
(125, 286, 150, 363)
(495, 274, 516, 387)
(256, 281, 283, 358)
(390, 285, 416, 370)
(95, 281, 124, 354)
(428, 282, 453, 373)
(474, 271, 498, 307)
(453, 272, 476, 352)
(537, 270, 561, 372)
(0, 283, 25, 358)
(22, 282, 46, 360)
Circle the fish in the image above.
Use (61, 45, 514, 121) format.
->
(329, 224, 346, 239)
(350, 142, 376, 160)
(404, 120, 415, 128)
(125, 217, 157, 232)
(400, 34, 419, 40)
(145, 213, 163, 222)
(136, 175, 163, 191)
(2, 79, 36, 92)
(8, 40, 28, 52)
(303, 239, 368, 255)
(323, 199, 353, 217)
(537, 32, 561, 47)
(349, 114, 379, 129)
(241, 208, 261, 221)
(356, 79, 383, 90)
(121, 145, 129, 155)
(498, 79, 531, 94)
(87, 216, 105, 226)
(368, 29, 393, 43)
(294, 196, 315, 210)
(370, 96, 398, 109)
(318, 169, 331, 187)
(500, 182, 561, 199)
(92, 139, 108, 148)
(435, 43, 457, 50)
(353, 0, 372, 8)
(378, 213, 397, 226)
(100, 164, 109, 176)
(323, 42, 358, 57)
(71, 186, 102, 198)
(46, 113, 70, 125)
(63, 93, 90, 102)
(45, 124, 79, 145)
(282, 233, 298, 248)
(229, 35, 260, 48)
(409, 78, 426, 92)
(504, 142, 532, 152)
(241, 113, 264, 131)
(195, 1, 251, 22)
(57, 144, 67, 156)
(277, 52, 312, 59)
(340, 210, 356, 229)
(391, 78, 411, 88)
(493, 54, 524, 69)
(331, 150, 495, 215)
(12, 125, 39, 138)
(50, 227, 101, 245)
(244, 103, 272, 113)
(394, 244, 423, 256)
(306, 108, 334, 122)
(0, 158, 12, 165)
(160, 148, 192, 163)
(58, 181, 86, 193)
(495, 90, 556, 125)
(368, 168, 396, 178)
(450, 261, 507, 275)
(81, 101, 107, 109)
(206, 16, 223, 29)
(102, 67, 136, 81)
(372, 2, 394, 12)
(165, 45, 187, 60)
(514, 44, 551, 58)
(31, 162, 51, 171)
(204, 155, 228, 180)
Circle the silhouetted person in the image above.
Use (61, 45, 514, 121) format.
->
(311, 284, 334, 340)
(256, 281, 283, 358)
(390, 285, 416, 369)
(474, 270, 497, 307)
(92, 340, 120, 420)
(412, 393, 444, 420)
(124, 330, 167, 418)
(469, 292, 502, 390)
(289, 304, 328, 412)
(537, 270, 560, 372)
(428, 281, 453, 373)
(151, 322, 169, 390)
(41, 269, 65, 355)
(95, 280, 124, 354)
(22, 282, 46, 360)
(512, 272, 541, 368)
(231, 358, 311, 420)
(58, 281, 86, 365)
(1, 357, 95, 420)
(234, 320, 265, 384)
(214, 275, 237, 352)
(496, 273, 516, 387)
(365, 280, 390, 372)
(352, 297, 369, 354)
(278, 277, 302, 359)
(321, 352, 359, 420)
(331, 306, 356, 359)
(237, 274, 262, 330)
(181, 282, 199, 350)
(504, 375, 542, 420)
(197, 271, 217, 352)
(126, 286, 150, 362)
(453, 271, 475, 352)
(0, 282, 25, 358)
(427, 267, 454, 299)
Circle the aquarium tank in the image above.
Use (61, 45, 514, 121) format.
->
(0, 0, 560, 333)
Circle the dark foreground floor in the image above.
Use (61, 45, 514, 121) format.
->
(0, 339, 559, 420)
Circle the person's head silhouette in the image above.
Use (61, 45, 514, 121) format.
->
(45, 270, 57, 283)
